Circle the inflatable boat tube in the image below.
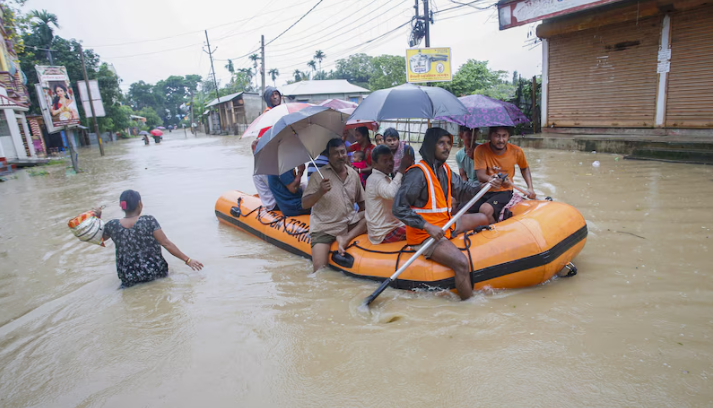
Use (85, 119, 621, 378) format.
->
(215, 190, 587, 293)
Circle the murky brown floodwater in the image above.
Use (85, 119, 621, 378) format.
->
(1, 132, 712, 407)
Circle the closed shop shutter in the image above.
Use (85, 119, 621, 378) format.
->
(548, 17, 661, 127)
(666, 5, 713, 128)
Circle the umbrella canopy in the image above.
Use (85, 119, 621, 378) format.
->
(338, 107, 379, 131)
(242, 102, 312, 138)
(435, 94, 530, 128)
(347, 83, 467, 122)
(157, 126, 166, 129)
(254, 106, 347, 176)
(138, 131, 149, 135)
(150, 129, 163, 136)
(319, 98, 358, 110)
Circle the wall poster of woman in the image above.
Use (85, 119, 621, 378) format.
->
(35, 65, 81, 128)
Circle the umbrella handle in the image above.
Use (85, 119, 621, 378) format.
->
(309, 155, 324, 180)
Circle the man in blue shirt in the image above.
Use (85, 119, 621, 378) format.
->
(268, 164, 310, 216)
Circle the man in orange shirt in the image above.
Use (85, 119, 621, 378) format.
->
(472, 126, 536, 224)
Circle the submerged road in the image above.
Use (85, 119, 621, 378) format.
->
(1, 132, 712, 407)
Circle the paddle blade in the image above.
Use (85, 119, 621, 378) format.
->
(362, 278, 393, 307)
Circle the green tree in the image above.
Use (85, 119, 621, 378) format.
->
(475, 82, 517, 101)
(306, 60, 316, 79)
(438, 60, 506, 97)
(112, 105, 135, 135)
(329, 53, 373, 89)
(136, 107, 162, 128)
(313, 50, 326, 77)
(95, 63, 126, 133)
(292, 69, 305, 82)
(2, 1, 30, 55)
(369, 55, 406, 90)
(225, 59, 234, 77)
(128, 80, 160, 110)
(29, 10, 59, 43)
(268, 68, 279, 86)
(236, 68, 254, 91)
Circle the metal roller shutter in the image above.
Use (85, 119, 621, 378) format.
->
(548, 17, 661, 127)
(666, 5, 713, 128)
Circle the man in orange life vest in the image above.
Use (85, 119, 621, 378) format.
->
(392, 127, 503, 300)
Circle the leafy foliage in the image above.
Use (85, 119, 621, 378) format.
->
(369, 55, 406, 90)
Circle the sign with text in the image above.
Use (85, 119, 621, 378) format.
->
(35, 65, 81, 128)
(406, 48, 452, 83)
(498, 0, 624, 30)
(77, 80, 106, 117)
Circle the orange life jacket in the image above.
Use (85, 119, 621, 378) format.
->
(405, 160, 454, 246)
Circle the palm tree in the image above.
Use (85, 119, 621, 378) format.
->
(293, 69, 303, 82)
(313, 50, 326, 78)
(268, 68, 279, 86)
(30, 10, 60, 63)
(307, 60, 317, 80)
(249, 54, 260, 89)
(225, 60, 235, 83)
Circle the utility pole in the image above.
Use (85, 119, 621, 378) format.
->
(423, 0, 430, 47)
(78, 45, 104, 156)
(204, 30, 220, 102)
(261, 35, 266, 111)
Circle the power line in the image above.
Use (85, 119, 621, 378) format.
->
(85, 0, 308, 48)
(266, 0, 391, 51)
(271, 18, 413, 72)
(102, 42, 203, 59)
(216, 0, 325, 62)
(257, 0, 411, 70)
(266, 0, 324, 47)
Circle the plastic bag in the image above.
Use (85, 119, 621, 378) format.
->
(68, 210, 105, 246)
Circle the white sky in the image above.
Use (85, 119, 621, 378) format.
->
(21, 0, 542, 91)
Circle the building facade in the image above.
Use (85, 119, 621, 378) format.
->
(499, 0, 713, 159)
(0, 4, 39, 161)
(205, 92, 262, 135)
(279, 80, 370, 105)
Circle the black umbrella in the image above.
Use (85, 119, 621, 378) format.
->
(347, 83, 468, 122)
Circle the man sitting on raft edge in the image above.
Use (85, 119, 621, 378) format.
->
(392, 127, 502, 300)
(302, 138, 367, 272)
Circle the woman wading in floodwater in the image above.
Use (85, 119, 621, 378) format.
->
(95, 190, 203, 287)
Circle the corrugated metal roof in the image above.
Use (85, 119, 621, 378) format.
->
(206, 92, 244, 108)
(279, 80, 370, 96)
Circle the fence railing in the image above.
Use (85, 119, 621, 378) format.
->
(377, 119, 459, 144)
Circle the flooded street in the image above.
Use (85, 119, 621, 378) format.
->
(1, 133, 712, 407)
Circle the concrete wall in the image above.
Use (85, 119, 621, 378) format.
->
(243, 93, 263, 123)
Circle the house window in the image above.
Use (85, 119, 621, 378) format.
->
(349, 97, 359, 103)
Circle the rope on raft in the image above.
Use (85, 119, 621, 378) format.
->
(232, 197, 486, 275)
(232, 197, 310, 240)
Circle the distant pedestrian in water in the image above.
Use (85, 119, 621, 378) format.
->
(95, 190, 203, 287)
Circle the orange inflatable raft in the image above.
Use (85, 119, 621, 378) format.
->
(215, 190, 587, 293)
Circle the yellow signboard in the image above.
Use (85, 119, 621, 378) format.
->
(405, 47, 452, 83)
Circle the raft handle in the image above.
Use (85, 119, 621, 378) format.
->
(230, 206, 241, 218)
(332, 252, 355, 269)
(562, 262, 577, 278)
